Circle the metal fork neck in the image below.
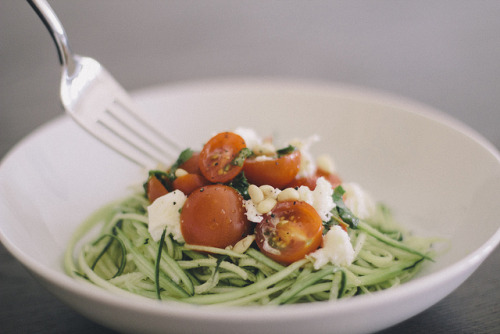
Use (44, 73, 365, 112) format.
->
(27, 0, 77, 75)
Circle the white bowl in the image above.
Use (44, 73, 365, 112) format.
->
(1, 79, 499, 334)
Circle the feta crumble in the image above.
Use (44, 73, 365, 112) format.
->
(343, 182, 376, 220)
(308, 225, 355, 269)
(294, 177, 335, 221)
(289, 135, 319, 178)
(147, 190, 187, 243)
(311, 177, 335, 221)
(243, 199, 263, 223)
(233, 127, 263, 151)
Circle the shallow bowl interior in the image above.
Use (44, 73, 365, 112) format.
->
(1, 79, 499, 334)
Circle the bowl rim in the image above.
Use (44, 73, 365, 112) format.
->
(1, 78, 499, 321)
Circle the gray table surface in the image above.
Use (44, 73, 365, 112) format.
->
(1, 1, 499, 333)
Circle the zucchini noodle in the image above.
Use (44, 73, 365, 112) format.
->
(64, 193, 434, 305)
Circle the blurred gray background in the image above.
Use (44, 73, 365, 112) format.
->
(1, 1, 499, 333)
(2, 0, 500, 157)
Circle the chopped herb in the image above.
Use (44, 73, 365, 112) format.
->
(227, 172, 250, 200)
(332, 185, 359, 229)
(276, 145, 296, 157)
(143, 170, 170, 193)
(229, 147, 253, 169)
(166, 148, 194, 181)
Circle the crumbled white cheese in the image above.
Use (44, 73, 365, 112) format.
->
(147, 190, 187, 243)
(294, 178, 335, 221)
(289, 135, 319, 178)
(342, 182, 376, 220)
(243, 199, 263, 223)
(311, 177, 335, 221)
(308, 226, 355, 269)
(254, 155, 274, 162)
(253, 142, 276, 156)
(297, 185, 313, 204)
(233, 127, 262, 150)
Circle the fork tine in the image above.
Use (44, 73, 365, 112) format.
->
(107, 98, 182, 158)
(113, 98, 183, 155)
(87, 100, 181, 168)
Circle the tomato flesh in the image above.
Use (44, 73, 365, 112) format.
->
(243, 150, 301, 189)
(172, 173, 209, 195)
(199, 132, 247, 183)
(255, 200, 323, 264)
(287, 169, 342, 190)
(180, 185, 251, 248)
(146, 175, 168, 203)
(179, 152, 202, 175)
(317, 169, 342, 188)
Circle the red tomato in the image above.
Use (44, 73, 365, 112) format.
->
(286, 175, 317, 190)
(243, 150, 301, 189)
(317, 169, 342, 188)
(255, 200, 323, 264)
(287, 169, 342, 190)
(146, 175, 168, 203)
(172, 173, 209, 195)
(199, 132, 247, 183)
(180, 184, 251, 248)
(179, 152, 202, 175)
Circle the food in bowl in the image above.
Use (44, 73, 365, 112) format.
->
(2, 80, 499, 334)
(64, 127, 435, 305)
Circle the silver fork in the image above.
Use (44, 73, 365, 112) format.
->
(27, 0, 182, 169)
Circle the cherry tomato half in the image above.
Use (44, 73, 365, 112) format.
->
(255, 200, 323, 264)
(179, 151, 202, 175)
(199, 132, 247, 183)
(243, 150, 301, 189)
(287, 169, 342, 190)
(146, 175, 168, 203)
(180, 184, 251, 248)
(172, 173, 209, 196)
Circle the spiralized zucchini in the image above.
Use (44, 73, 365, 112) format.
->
(64, 193, 434, 305)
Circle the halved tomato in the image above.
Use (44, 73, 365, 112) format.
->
(180, 184, 251, 248)
(199, 132, 247, 183)
(172, 173, 209, 195)
(179, 151, 202, 175)
(255, 200, 323, 264)
(146, 175, 168, 203)
(287, 169, 342, 190)
(243, 150, 301, 189)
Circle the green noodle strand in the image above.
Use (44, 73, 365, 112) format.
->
(65, 193, 435, 305)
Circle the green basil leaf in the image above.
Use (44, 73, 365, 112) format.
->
(332, 185, 359, 229)
(166, 148, 194, 181)
(227, 172, 250, 200)
(230, 147, 253, 168)
(276, 145, 296, 157)
(143, 170, 170, 193)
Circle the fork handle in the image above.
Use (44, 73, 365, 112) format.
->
(27, 0, 76, 73)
